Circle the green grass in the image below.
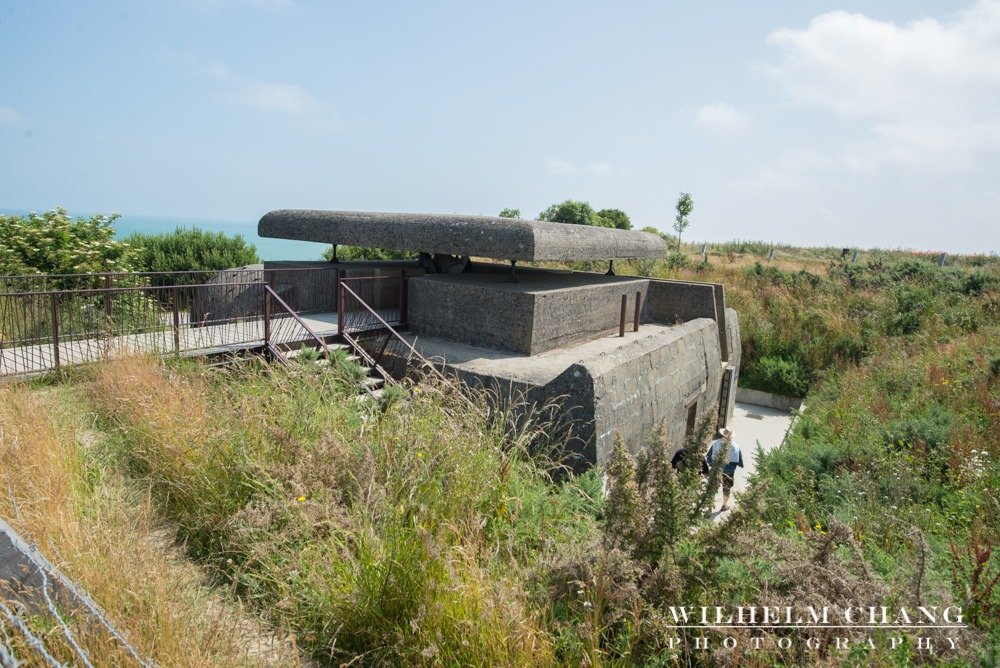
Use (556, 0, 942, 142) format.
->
(4, 242, 999, 665)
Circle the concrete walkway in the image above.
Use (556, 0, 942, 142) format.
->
(710, 401, 797, 517)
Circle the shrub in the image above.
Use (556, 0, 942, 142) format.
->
(0, 208, 135, 277)
(127, 227, 259, 275)
(741, 355, 810, 396)
(664, 250, 689, 270)
(321, 245, 415, 261)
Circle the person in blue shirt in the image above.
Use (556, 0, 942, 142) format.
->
(705, 428, 744, 512)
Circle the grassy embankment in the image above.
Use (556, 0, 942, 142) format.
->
(1, 245, 998, 665)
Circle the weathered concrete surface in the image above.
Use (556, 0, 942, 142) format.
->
(644, 279, 718, 324)
(258, 210, 667, 262)
(735, 387, 802, 411)
(409, 318, 724, 467)
(723, 307, 742, 424)
(409, 267, 648, 355)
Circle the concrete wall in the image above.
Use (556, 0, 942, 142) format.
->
(434, 318, 726, 469)
(530, 279, 647, 354)
(585, 318, 723, 463)
(723, 308, 742, 424)
(409, 277, 536, 353)
(644, 279, 718, 325)
(409, 270, 648, 355)
(735, 387, 802, 411)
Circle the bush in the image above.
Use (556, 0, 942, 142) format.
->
(127, 227, 259, 274)
(664, 250, 689, 270)
(742, 355, 810, 396)
(321, 245, 415, 261)
(0, 208, 135, 277)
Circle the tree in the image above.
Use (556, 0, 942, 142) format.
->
(673, 193, 693, 251)
(498, 208, 521, 219)
(538, 200, 598, 226)
(595, 208, 632, 230)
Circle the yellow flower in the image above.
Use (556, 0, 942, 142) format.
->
(297, 496, 306, 503)
(417, 451, 424, 459)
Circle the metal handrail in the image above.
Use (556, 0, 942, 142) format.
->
(0, 281, 264, 298)
(264, 285, 329, 359)
(339, 281, 449, 384)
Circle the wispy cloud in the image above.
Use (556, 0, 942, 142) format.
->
(587, 161, 612, 175)
(694, 103, 751, 135)
(162, 51, 340, 129)
(234, 82, 318, 115)
(734, 147, 831, 192)
(766, 0, 1000, 173)
(180, 0, 297, 12)
(0, 105, 18, 124)
(548, 158, 613, 176)
(548, 158, 578, 175)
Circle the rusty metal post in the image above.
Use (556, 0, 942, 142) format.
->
(263, 287, 272, 356)
(398, 276, 406, 324)
(634, 290, 641, 332)
(337, 276, 345, 337)
(193, 283, 201, 325)
(619, 294, 627, 337)
(172, 286, 181, 356)
(103, 274, 112, 320)
(50, 292, 60, 369)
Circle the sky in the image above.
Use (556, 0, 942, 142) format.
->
(1, 0, 998, 253)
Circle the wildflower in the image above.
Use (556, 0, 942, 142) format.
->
(297, 495, 306, 503)
(417, 451, 424, 459)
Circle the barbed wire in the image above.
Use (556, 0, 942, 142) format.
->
(0, 601, 62, 667)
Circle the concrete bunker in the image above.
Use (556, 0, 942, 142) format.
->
(259, 209, 740, 468)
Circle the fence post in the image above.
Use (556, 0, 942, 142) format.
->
(50, 292, 60, 369)
(634, 290, 642, 332)
(619, 294, 627, 337)
(172, 287, 180, 356)
(337, 279, 345, 338)
(398, 276, 406, 325)
(263, 287, 272, 357)
(103, 274, 112, 321)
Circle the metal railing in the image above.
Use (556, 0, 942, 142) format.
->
(263, 285, 330, 363)
(0, 268, 418, 377)
(0, 280, 271, 375)
(0, 267, 353, 376)
(338, 277, 445, 385)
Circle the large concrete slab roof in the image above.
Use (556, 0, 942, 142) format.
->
(258, 209, 667, 262)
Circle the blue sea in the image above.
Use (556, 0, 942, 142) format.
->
(1, 209, 330, 262)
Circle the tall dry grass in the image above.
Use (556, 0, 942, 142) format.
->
(0, 380, 300, 666)
(87, 354, 572, 665)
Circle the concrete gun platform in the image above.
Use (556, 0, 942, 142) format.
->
(407, 317, 728, 467)
(258, 209, 667, 262)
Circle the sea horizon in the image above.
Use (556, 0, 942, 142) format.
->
(0, 207, 329, 262)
